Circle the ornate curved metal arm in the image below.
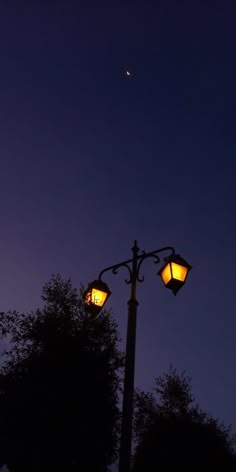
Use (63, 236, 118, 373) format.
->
(99, 258, 133, 285)
(136, 246, 175, 283)
(98, 245, 175, 286)
(136, 253, 160, 282)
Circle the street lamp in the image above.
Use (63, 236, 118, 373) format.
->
(84, 279, 111, 316)
(84, 241, 191, 472)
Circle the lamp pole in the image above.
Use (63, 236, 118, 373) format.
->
(97, 240, 178, 472)
(118, 240, 138, 472)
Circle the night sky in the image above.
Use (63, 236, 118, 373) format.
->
(1, 0, 236, 443)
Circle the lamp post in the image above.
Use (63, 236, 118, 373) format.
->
(84, 240, 191, 472)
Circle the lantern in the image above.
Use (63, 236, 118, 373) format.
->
(159, 254, 191, 295)
(84, 279, 111, 315)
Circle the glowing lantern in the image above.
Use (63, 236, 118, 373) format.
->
(159, 255, 191, 295)
(84, 279, 111, 315)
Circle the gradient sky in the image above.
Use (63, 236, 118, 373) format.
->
(0, 0, 236, 449)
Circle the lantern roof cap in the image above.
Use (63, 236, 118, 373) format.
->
(87, 279, 111, 294)
(158, 254, 192, 274)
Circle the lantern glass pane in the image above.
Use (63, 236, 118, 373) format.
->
(91, 288, 108, 307)
(161, 263, 172, 285)
(172, 262, 188, 282)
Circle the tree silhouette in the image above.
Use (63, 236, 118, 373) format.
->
(133, 367, 236, 471)
(0, 275, 124, 472)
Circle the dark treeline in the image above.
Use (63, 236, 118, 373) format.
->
(0, 276, 235, 471)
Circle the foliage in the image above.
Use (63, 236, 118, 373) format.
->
(133, 367, 236, 471)
(0, 275, 124, 472)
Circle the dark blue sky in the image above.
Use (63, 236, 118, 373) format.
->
(0, 0, 236, 435)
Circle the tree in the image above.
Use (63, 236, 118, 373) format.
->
(133, 367, 236, 471)
(0, 275, 124, 472)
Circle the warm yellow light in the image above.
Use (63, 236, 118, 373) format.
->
(159, 254, 191, 295)
(171, 262, 188, 282)
(84, 280, 111, 314)
(91, 288, 108, 307)
(160, 263, 172, 286)
(160, 262, 189, 286)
